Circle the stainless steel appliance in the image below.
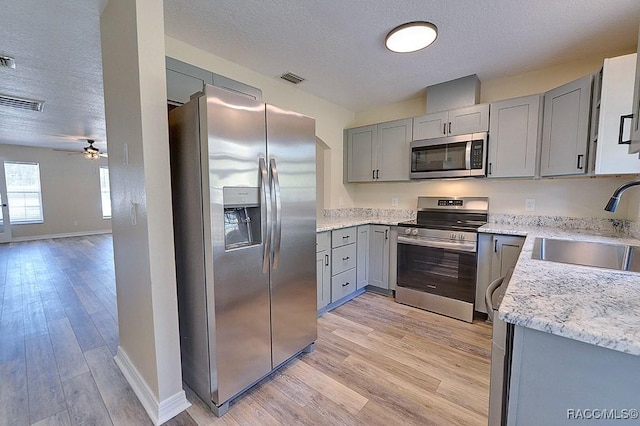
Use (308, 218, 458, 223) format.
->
(168, 85, 317, 416)
(410, 132, 487, 179)
(396, 197, 488, 322)
(486, 270, 515, 426)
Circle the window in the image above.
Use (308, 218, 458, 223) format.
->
(4, 162, 44, 224)
(99, 166, 111, 219)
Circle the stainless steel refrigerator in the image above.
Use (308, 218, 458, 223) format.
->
(168, 84, 317, 416)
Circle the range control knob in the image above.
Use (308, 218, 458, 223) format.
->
(411, 229, 419, 236)
(404, 228, 412, 235)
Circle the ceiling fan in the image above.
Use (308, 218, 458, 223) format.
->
(83, 139, 107, 160)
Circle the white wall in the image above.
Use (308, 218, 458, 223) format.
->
(351, 48, 638, 220)
(101, 0, 187, 422)
(0, 143, 111, 239)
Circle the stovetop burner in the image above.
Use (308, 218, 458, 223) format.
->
(398, 196, 489, 232)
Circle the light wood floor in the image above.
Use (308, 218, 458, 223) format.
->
(0, 235, 492, 426)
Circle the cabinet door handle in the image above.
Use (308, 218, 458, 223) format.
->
(443, 123, 447, 135)
(342, 256, 350, 261)
(325, 254, 329, 266)
(494, 239, 498, 253)
(576, 154, 584, 170)
(342, 282, 350, 287)
(385, 229, 388, 240)
(372, 170, 375, 180)
(448, 122, 452, 134)
(342, 235, 350, 239)
(619, 114, 633, 145)
(488, 162, 492, 175)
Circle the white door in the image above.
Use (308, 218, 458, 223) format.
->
(0, 162, 12, 243)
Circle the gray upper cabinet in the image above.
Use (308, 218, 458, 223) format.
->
(166, 57, 262, 105)
(412, 111, 448, 139)
(413, 104, 489, 140)
(346, 118, 412, 182)
(629, 24, 640, 154)
(488, 95, 543, 178)
(540, 74, 592, 176)
(346, 125, 377, 182)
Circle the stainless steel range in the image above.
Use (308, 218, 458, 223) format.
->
(396, 196, 489, 322)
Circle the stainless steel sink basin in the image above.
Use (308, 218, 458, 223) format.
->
(531, 237, 640, 272)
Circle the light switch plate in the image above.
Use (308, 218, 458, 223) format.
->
(391, 197, 398, 207)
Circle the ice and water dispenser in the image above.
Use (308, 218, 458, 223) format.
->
(223, 187, 262, 250)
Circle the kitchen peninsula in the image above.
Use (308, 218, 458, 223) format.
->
(480, 222, 640, 425)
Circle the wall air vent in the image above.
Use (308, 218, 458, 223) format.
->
(280, 72, 305, 85)
(0, 94, 45, 112)
(0, 55, 16, 69)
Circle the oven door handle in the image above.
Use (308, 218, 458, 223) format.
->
(397, 236, 477, 253)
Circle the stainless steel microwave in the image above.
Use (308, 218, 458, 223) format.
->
(410, 132, 487, 179)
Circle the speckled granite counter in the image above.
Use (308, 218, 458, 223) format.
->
(479, 222, 640, 356)
(316, 208, 415, 232)
(316, 217, 407, 232)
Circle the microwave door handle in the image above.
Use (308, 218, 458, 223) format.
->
(465, 141, 472, 170)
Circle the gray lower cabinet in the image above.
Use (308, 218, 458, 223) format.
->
(330, 226, 357, 303)
(356, 225, 370, 289)
(476, 233, 525, 313)
(488, 95, 543, 178)
(346, 118, 412, 182)
(316, 232, 331, 311)
(369, 225, 390, 290)
(507, 326, 640, 425)
(540, 74, 592, 176)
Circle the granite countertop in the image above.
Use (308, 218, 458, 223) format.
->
(479, 223, 640, 356)
(316, 217, 408, 232)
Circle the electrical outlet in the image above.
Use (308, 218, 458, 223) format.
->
(525, 198, 536, 212)
(73, 220, 78, 226)
(391, 197, 398, 207)
(339, 196, 344, 206)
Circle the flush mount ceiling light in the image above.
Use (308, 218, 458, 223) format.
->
(385, 21, 438, 53)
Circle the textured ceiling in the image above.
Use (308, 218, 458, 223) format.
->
(164, 0, 640, 111)
(0, 0, 639, 152)
(0, 0, 107, 153)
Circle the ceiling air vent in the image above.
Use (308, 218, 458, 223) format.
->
(280, 72, 305, 85)
(0, 55, 16, 69)
(0, 94, 45, 112)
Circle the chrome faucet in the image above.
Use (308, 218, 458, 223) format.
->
(604, 180, 640, 212)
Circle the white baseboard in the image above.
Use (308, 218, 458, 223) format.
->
(11, 229, 111, 242)
(115, 347, 191, 425)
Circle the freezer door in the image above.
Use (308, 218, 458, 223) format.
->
(266, 104, 318, 367)
(204, 85, 272, 405)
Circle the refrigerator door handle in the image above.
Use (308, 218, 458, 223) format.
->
(259, 157, 272, 274)
(270, 158, 282, 270)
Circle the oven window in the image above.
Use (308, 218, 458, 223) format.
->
(397, 243, 476, 303)
(411, 141, 467, 172)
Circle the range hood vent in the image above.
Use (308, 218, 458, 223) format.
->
(426, 74, 480, 113)
(0, 94, 45, 112)
(280, 72, 305, 85)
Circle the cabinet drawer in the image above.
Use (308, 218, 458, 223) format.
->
(332, 243, 357, 275)
(316, 231, 331, 253)
(331, 227, 356, 248)
(331, 268, 357, 303)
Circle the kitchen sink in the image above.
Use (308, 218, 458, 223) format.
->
(531, 237, 640, 272)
